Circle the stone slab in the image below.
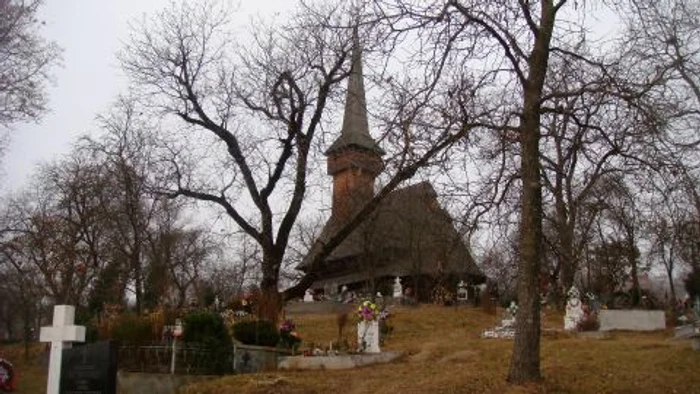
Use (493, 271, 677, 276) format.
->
(599, 310, 666, 331)
(278, 351, 404, 370)
(674, 324, 700, 339)
(233, 344, 291, 374)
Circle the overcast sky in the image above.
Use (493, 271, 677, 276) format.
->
(4, 0, 293, 191)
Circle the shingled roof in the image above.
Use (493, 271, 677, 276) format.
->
(299, 182, 484, 279)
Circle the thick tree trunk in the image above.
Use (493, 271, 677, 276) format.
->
(258, 281, 282, 324)
(507, 96, 544, 383)
(258, 251, 283, 323)
(507, 0, 556, 384)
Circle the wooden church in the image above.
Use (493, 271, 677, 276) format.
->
(298, 36, 485, 302)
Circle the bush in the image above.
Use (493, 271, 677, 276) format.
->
(232, 320, 279, 347)
(182, 310, 233, 374)
(183, 311, 231, 346)
(109, 314, 153, 343)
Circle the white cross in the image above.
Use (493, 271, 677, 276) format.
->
(40, 305, 86, 394)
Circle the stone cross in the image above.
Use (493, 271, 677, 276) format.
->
(40, 305, 86, 394)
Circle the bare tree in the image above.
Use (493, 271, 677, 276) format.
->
(119, 1, 479, 322)
(0, 0, 61, 128)
(366, 0, 675, 382)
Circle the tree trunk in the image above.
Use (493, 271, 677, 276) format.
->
(625, 225, 640, 306)
(258, 251, 282, 323)
(667, 265, 676, 305)
(507, 97, 544, 382)
(507, 0, 556, 384)
(132, 251, 143, 315)
(258, 281, 282, 324)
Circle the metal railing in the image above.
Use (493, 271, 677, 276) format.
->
(117, 341, 232, 375)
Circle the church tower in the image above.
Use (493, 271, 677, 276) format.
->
(326, 33, 384, 222)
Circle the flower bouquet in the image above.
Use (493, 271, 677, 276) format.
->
(356, 300, 381, 353)
(357, 300, 378, 322)
(279, 319, 301, 353)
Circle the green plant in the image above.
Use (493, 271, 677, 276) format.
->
(232, 320, 279, 347)
(182, 311, 231, 345)
(109, 314, 153, 343)
(183, 310, 233, 374)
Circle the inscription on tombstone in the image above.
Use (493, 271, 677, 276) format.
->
(60, 341, 118, 394)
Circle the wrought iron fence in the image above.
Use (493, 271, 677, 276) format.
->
(118, 341, 232, 375)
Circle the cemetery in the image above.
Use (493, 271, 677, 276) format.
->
(4, 0, 700, 393)
(0, 288, 699, 393)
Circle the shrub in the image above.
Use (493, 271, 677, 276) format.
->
(232, 320, 279, 347)
(182, 310, 233, 374)
(182, 311, 231, 345)
(109, 314, 153, 343)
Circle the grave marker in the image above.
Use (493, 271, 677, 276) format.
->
(40, 305, 86, 394)
(393, 277, 403, 299)
(357, 321, 380, 353)
(60, 341, 117, 394)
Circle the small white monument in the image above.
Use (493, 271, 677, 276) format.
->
(502, 301, 518, 328)
(303, 289, 314, 303)
(40, 305, 86, 394)
(393, 277, 403, 299)
(456, 280, 469, 302)
(357, 320, 381, 353)
(564, 286, 585, 331)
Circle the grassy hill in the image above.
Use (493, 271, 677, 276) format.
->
(2, 304, 698, 393)
(182, 304, 700, 394)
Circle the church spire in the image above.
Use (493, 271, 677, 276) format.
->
(325, 30, 384, 156)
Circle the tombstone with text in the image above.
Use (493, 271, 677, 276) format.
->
(60, 341, 118, 394)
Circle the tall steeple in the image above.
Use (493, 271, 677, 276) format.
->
(326, 30, 384, 221)
(326, 30, 384, 156)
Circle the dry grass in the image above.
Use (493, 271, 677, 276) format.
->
(0, 343, 47, 393)
(2, 305, 699, 393)
(183, 305, 700, 394)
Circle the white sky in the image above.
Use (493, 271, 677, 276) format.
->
(4, 0, 294, 191)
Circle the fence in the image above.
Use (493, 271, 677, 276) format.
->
(118, 341, 232, 375)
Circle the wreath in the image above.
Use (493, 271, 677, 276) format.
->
(0, 358, 16, 392)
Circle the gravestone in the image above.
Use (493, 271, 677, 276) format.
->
(564, 286, 584, 331)
(303, 289, 314, 303)
(393, 277, 403, 299)
(482, 301, 518, 339)
(40, 305, 87, 394)
(501, 301, 518, 328)
(357, 321, 380, 353)
(456, 281, 468, 302)
(60, 341, 118, 394)
(599, 310, 666, 331)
